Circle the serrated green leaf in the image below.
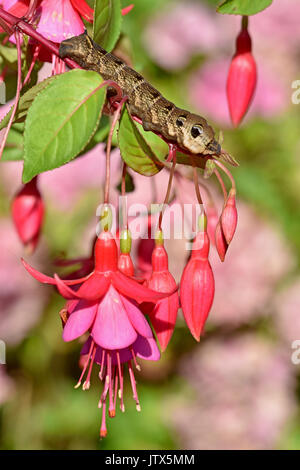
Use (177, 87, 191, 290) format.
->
(0, 75, 58, 130)
(2, 123, 24, 161)
(93, 0, 122, 51)
(23, 69, 106, 182)
(118, 106, 163, 176)
(217, 0, 273, 16)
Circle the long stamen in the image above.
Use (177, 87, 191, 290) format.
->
(113, 370, 119, 412)
(128, 360, 141, 412)
(74, 339, 95, 389)
(107, 354, 115, 417)
(99, 349, 106, 380)
(100, 401, 107, 438)
(130, 347, 141, 372)
(83, 344, 96, 390)
(116, 352, 125, 412)
(98, 372, 110, 409)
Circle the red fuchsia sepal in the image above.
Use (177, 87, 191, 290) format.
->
(22, 230, 171, 303)
(215, 220, 228, 262)
(144, 230, 179, 352)
(12, 176, 44, 253)
(221, 188, 238, 245)
(70, 0, 93, 22)
(180, 214, 215, 341)
(226, 17, 257, 127)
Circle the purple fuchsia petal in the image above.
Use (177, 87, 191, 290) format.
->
(62, 300, 98, 342)
(120, 294, 153, 338)
(111, 271, 175, 304)
(133, 336, 160, 361)
(36, 0, 85, 43)
(91, 285, 138, 350)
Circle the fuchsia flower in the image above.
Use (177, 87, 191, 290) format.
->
(22, 229, 173, 436)
(36, 0, 92, 43)
(180, 214, 215, 341)
(143, 231, 179, 352)
(12, 176, 44, 253)
(226, 19, 257, 127)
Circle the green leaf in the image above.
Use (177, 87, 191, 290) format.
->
(118, 106, 163, 176)
(93, 0, 122, 51)
(79, 114, 110, 155)
(23, 69, 106, 183)
(0, 75, 58, 130)
(217, 0, 273, 15)
(2, 123, 24, 161)
(0, 43, 18, 64)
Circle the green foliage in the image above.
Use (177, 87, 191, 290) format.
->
(118, 105, 164, 176)
(93, 0, 123, 51)
(23, 70, 106, 183)
(0, 75, 58, 130)
(217, 0, 273, 15)
(1, 123, 23, 161)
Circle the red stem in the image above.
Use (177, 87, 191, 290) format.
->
(0, 31, 22, 161)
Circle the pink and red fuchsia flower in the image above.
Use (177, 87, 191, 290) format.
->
(22, 230, 172, 437)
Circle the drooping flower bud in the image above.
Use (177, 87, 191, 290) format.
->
(215, 220, 228, 262)
(221, 188, 238, 245)
(12, 176, 44, 253)
(180, 214, 215, 341)
(144, 230, 179, 351)
(137, 215, 155, 278)
(118, 229, 134, 277)
(226, 17, 257, 127)
(206, 204, 219, 246)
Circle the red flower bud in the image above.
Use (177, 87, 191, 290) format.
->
(118, 229, 134, 277)
(180, 217, 215, 341)
(118, 253, 134, 277)
(12, 176, 44, 253)
(221, 188, 238, 245)
(145, 233, 179, 351)
(226, 23, 257, 127)
(206, 204, 219, 246)
(137, 216, 155, 278)
(215, 220, 228, 262)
